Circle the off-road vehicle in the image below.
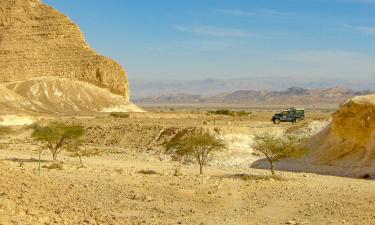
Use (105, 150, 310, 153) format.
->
(272, 108, 305, 124)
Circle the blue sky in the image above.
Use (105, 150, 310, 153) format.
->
(44, 0, 375, 82)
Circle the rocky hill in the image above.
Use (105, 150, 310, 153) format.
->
(0, 0, 140, 115)
(135, 86, 372, 106)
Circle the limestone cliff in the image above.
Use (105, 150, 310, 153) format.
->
(0, 0, 129, 99)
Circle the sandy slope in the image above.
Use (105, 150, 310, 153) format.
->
(307, 94, 375, 177)
(0, 77, 143, 115)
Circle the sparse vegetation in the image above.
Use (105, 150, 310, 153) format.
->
(208, 109, 252, 117)
(208, 109, 236, 116)
(235, 110, 252, 117)
(253, 133, 308, 175)
(31, 122, 85, 161)
(166, 131, 226, 175)
(109, 112, 130, 118)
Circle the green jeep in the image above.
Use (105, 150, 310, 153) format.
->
(271, 108, 305, 124)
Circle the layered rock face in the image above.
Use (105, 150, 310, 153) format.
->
(0, 0, 129, 98)
(308, 94, 375, 176)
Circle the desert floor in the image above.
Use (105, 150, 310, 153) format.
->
(1, 108, 374, 225)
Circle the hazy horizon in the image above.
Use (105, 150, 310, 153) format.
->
(44, 0, 374, 84)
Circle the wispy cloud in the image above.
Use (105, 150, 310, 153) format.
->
(292, 0, 375, 4)
(217, 9, 289, 17)
(174, 25, 254, 38)
(283, 50, 375, 75)
(239, 50, 375, 80)
(217, 9, 255, 17)
(173, 40, 239, 52)
(355, 26, 375, 37)
(342, 0, 375, 3)
(345, 24, 375, 37)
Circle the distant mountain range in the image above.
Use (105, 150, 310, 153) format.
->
(130, 77, 375, 99)
(133, 86, 373, 106)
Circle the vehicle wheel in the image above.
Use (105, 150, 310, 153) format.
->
(273, 119, 280, 124)
(295, 118, 301, 123)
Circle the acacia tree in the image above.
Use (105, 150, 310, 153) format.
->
(167, 131, 226, 175)
(253, 133, 308, 175)
(31, 122, 85, 161)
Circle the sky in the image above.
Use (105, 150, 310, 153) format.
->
(44, 0, 375, 83)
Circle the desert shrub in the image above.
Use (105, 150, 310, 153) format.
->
(31, 122, 85, 161)
(285, 121, 309, 134)
(109, 112, 130, 118)
(253, 133, 308, 175)
(235, 111, 252, 117)
(166, 131, 226, 175)
(208, 110, 252, 117)
(208, 109, 235, 116)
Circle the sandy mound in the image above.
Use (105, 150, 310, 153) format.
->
(0, 84, 47, 114)
(308, 94, 375, 176)
(3, 77, 143, 114)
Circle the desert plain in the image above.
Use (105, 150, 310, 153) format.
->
(1, 108, 375, 225)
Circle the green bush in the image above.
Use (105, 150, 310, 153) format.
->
(235, 111, 252, 117)
(109, 112, 130, 118)
(253, 133, 308, 175)
(208, 109, 235, 116)
(31, 122, 85, 161)
(208, 109, 252, 117)
(166, 131, 226, 175)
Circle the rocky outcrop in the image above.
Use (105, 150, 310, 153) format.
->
(308, 94, 375, 177)
(0, 0, 129, 98)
